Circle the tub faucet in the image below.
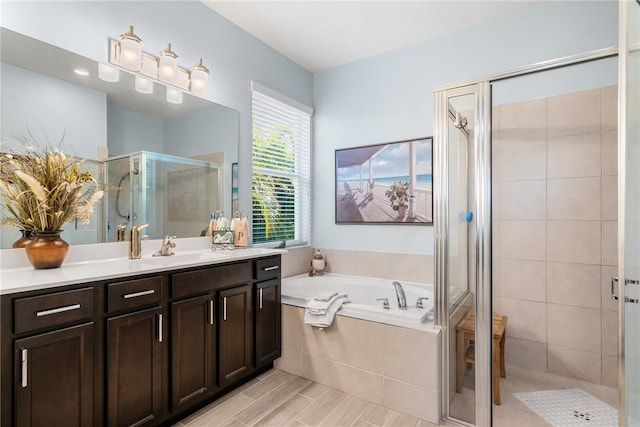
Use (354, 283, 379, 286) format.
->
(392, 281, 407, 310)
(129, 223, 148, 259)
(153, 235, 176, 257)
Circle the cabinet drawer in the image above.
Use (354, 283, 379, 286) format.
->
(255, 257, 281, 281)
(172, 262, 251, 298)
(14, 287, 94, 334)
(107, 276, 162, 313)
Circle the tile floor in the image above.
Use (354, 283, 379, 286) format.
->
(450, 363, 618, 426)
(174, 369, 444, 427)
(175, 364, 618, 426)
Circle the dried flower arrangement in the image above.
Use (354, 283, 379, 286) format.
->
(0, 133, 104, 233)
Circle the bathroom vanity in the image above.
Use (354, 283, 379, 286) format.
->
(0, 249, 283, 427)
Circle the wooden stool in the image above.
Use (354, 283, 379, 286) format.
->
(455, 310, 507, 405)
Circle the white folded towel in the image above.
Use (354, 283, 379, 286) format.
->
(304, 294, 349, 328)
(306, 293, 346, 315)
(314, 291, 339, 302)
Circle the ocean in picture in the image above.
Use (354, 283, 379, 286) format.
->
(340, 174, 432, 188)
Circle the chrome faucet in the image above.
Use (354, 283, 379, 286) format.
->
(129, 223, 148, 259)
(392, 281, 407, 310)
(153, 235, 176, 257)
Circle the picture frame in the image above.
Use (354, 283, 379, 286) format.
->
(335, 137, 433, 224)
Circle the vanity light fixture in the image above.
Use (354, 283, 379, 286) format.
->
(108, 26, 209, 101)
(166, 87, 183, 104)
(98, 63, 119, 82)
(118, 26, 143, 71)
(158, 43, 178, 84)
(134, 75, 153, 94)
(190, 58, 209, 96)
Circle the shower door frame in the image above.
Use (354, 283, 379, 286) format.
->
(434, 46, 619, 427)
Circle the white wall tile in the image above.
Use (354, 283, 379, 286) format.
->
(602, 175, 618, 221)
(499, 139, 547, 181)
(601, 85, 618, 132)
(495, 297, 546, 343)
(547, 344, 602, 383)
(504, 337, 547, 371)
(602, 220, 618, 266)
(498, 97, 547, 144)
(602, 130, 618, 176)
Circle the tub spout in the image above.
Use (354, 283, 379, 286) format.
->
(392, 281, 407, 310)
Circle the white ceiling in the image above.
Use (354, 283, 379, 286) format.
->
(203, 0, 549, 73)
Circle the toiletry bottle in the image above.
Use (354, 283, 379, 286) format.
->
(217, 211, 229, 230)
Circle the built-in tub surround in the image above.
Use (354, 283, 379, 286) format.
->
(492, 85, 618, 387)
(275, 273, 440, 424)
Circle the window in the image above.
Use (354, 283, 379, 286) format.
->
(251, 82, 312, 246)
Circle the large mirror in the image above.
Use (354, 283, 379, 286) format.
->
(0, 28, 239, 248)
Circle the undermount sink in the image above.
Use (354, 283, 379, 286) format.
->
(141, 250, 231, 265)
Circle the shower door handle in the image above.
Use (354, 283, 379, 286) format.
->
(611, 276, 619, 300)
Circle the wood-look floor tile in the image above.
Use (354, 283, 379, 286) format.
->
(298, 381, 330, 400)
(384, 411, 420, 427)
(255, 393, 313, 426)
(284, 421, 308, 427)
(243, 370, 296, 400)
(359, 403, 392, 426)
(235, 377, 311, 426)
(296, 388, 347, 426)
(187, 393, 255, 426)
(318, 395, 369, 427)
(352, 420, 376, 427)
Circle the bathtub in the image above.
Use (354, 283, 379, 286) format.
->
(277, 273, 441, 423)
(281, 273, 435, 330)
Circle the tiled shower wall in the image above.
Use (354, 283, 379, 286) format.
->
(492, 85, 618, 387)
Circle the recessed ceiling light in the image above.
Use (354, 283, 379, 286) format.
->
(74, 68, 90, 76)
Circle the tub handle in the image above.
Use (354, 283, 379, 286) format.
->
(376, 298, 390, 309)
(416, 297, 430, 308)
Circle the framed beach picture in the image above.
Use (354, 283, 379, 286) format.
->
(335, 137, 433, 224)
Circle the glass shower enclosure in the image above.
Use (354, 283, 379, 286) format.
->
(105, 151, 222, 242)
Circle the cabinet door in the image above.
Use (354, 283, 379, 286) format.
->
(255, 279, 281, 367)
(219, 284, 253, 387)
(107, 307, 163, 427)
(15, 323, 94, 427)
(171, 294, 216, 411)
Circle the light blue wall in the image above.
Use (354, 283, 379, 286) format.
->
(312, 1, 619, 255)
(1, 62, 107, 159)
(1, 0, 313, 219)
(107, 105, 164, 155)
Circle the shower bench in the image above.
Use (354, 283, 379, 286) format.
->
(455, 309, 508, 405)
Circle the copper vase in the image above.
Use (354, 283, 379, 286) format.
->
(12, 229, 34, 248)
(24, 230, 69, 269)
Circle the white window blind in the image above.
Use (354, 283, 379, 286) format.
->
(251, 82, 312, 246)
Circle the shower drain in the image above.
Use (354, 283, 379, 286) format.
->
(514, 388, 617, 427)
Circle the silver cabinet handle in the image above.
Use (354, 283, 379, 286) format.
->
(157, 313, 163, 343)
(124, 289, 155, 299)
(263, 266, 279, 272)
(209, 300, 214, 325)
(21, 348, 27, 388)
(223, 297, 227, 321)
(36, 304, 81, 317)
(259, 288, 263, 310)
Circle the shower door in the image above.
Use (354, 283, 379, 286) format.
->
(621, 1, 640, 425)
(434, 82, 492, 427)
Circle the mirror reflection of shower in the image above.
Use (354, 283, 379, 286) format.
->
(115, 167, 138, 225)
(454, 112, 468, 130)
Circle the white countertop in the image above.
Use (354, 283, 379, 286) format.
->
(0, 242, 285, 295)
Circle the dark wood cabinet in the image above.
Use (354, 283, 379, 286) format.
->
(255, 279, 281, 367)
(14, 322, 94, 427)
(107, 307, 163, 427)
(219, 284, 253, 387)
(171, 294, 216, 411)
(2, 255, 281, 427)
